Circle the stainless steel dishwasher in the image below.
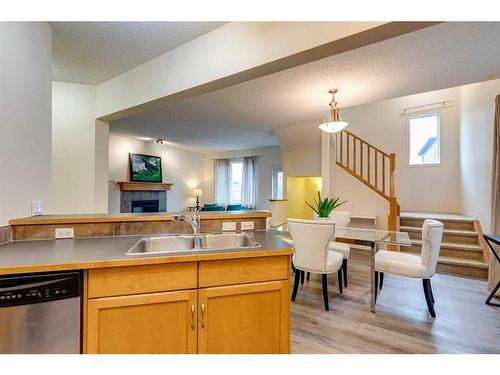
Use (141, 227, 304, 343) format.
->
(0, 271, 81, 353)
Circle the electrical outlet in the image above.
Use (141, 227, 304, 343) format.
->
(241, 221, 255, 230)
(222, 222, 237, 231)
(31, 200, 43, 216)
(55, 228, 74, 239)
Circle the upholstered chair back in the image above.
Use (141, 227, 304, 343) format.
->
(288, 218, 336, 273)
(329, 211, 351, 228)
(420, 219, 444, 277)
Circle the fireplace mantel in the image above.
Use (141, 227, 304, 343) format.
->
(118, 181, 173, 191)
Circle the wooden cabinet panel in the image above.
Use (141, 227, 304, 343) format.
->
(197, 281, 290, 354)
(87, 262, 197, 298)
(87, 290, 197, 354)
(198, 256, 288, 288)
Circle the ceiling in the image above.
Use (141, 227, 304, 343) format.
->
(110, 22, 500, 152)
(51, 22, 226, 84)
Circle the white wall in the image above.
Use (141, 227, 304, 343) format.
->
(203, 146, 282, 210)
(459, 78, 500, 232)
(0, 23, 52, 225)
(330, 86, 463, 228)
(283, 148, 322, 178)
(108, 134, 205, 212)
(51, 81, 98, 213)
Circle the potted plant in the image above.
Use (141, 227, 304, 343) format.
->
(306, 191, 347, 220)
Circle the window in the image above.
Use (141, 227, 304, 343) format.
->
(230, 160, 243, 204)
(408, 112, 441, 166)
(272, 167, 284, 199)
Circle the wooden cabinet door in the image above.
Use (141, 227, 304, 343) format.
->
(87, 290, 197, 354)
(198, 281, 290, 354)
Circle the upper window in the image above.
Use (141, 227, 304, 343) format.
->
(230, 160, 243, 204)
(408, 113, 441, 166)
(272, 167, 284, 199)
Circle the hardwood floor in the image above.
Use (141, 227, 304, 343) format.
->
(290, 249, 500, 354)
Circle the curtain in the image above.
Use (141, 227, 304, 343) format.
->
(214, 158, 230, 206)
(242, 156, 258, 209)
(492, 95, 500, 234)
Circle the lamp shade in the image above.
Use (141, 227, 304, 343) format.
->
(319, 121, 348, 133)
(193, 188, 203, 197)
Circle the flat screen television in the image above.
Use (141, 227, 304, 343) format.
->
(129, 153, 162, 182)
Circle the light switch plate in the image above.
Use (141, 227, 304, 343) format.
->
(241, 221, 254, 230)
(31, 200, 43, 216)
(55, 228, 74, 239)
(222, 222, 237, 231)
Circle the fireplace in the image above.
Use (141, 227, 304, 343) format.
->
(132, 199, 160, 213)
(118, 181, 172, 213)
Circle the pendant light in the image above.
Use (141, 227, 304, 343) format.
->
(319, 89, 348, 133)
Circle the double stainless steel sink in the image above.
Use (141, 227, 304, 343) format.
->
(126, 232, 261, 256)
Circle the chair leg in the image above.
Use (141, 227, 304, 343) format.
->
(342, 259, 348, 287)
(428, 279, 435, 304)
(422, 279, 436, 318)
(292, 264, 296, 273)
(300, 270, 305, 284)
(374, 271, 378, 303)
(379, 272, 384, 290)
(291, 269, 300, 301)
(322, 274, 329, 311)
(306, 272, 310, 281)
(337, 268, 343, 294)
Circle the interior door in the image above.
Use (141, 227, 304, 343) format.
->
(197, 281, 290, 354)
(87, 290, 197, 354)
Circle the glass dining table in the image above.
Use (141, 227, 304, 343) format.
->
(270, 225, 412, 312)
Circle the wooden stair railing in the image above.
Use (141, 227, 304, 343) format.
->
(335, 129, 400, 232)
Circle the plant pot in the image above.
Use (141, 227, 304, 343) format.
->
(313, 213, 332, 221)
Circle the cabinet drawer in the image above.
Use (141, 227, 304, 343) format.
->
(88, 262, 197, 298)
(198, 256, 289, 288)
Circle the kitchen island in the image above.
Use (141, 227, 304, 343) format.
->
(0, 228, 293, 354)
(8, 211, 271, 240)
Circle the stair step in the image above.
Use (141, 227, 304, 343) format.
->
(436, 256, 488, 279)
(400, 212, 476, 221)
(402, 239, 484, 261)
(400, 213, 477, 231)
(400, 226, 479, 245)
(399, 226, 478, 237)
(409, 239, 482, 252)
(400, 217, 475, 231)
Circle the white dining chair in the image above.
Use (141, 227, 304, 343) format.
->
(328, 211, 351, 287)
(374, 219, 444, 317)
(288, 218, 344, 311)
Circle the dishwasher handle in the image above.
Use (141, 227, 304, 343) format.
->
(0, 277, 74, 292)
(0, 272, 81, 308)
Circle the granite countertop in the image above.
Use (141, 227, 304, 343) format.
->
(0, 230, 293, 275)
(9, 210, 272, 225)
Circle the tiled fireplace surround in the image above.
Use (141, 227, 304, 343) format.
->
(120, 191, 167, 213)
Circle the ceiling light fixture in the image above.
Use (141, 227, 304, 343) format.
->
(319, 89, 348, 133)
(154, 138, 166, 146)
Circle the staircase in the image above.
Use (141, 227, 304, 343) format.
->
(400, 213, 489, 279)
(335, 129, 400, 231)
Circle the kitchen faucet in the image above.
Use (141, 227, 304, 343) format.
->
(172, 207, 201, 234)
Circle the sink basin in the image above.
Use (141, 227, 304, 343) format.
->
(126, 232, 261, 255)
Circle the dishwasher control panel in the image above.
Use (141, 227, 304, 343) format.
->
(0, 272, 80, 308)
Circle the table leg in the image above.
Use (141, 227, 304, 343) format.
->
(485, 279, 500, 307)
(371, 242, 377, 313)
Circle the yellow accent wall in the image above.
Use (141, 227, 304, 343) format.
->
(286, 176, 322, 219)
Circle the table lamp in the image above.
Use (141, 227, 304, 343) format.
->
(193, 188, 203, 210)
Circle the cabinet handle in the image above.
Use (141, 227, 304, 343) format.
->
(191, 304, 195, 329)
(201, 303, 205, 328)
